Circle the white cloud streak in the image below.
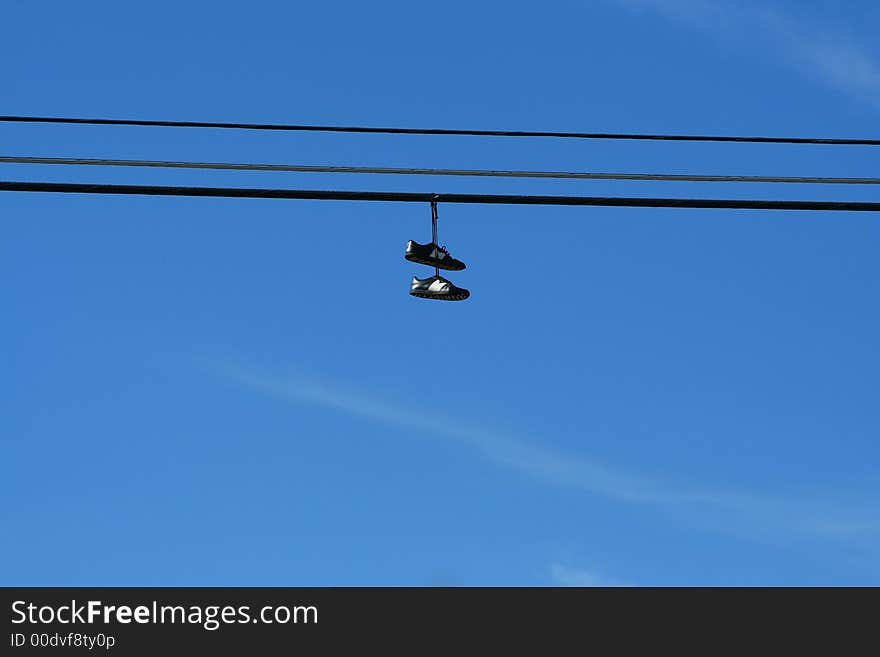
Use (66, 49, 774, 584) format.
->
(216, 363, 880, 542)
(550, 563, 630, 587)
(606, 0, 880, 107)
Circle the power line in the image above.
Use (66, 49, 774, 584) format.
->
(2, 181, 879, 211)
(2, 155, 878, 185)
(2, 115, 879, 146)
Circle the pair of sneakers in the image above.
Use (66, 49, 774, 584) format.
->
(405, 241, 470, 301)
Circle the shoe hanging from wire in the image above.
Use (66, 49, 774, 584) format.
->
(406, 200, 470, 301)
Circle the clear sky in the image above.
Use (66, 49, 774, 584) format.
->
(2, 0, 879, 586)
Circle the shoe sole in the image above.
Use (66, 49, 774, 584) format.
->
(405, 253, 466, 271)
(410, 290, 470, 301)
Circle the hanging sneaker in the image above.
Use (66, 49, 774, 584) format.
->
(409, 275, 470, 301)
(404, 241, 466, 271)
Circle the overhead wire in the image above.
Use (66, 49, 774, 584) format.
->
(2, 181, 879, 211)
(1, 155, 878, 185)
(1, 115, 879, 145)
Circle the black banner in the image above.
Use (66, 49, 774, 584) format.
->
(1, 587, 875, 654)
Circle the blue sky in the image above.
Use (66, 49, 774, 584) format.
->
(2, 0, 879, 586)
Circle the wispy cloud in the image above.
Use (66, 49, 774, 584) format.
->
(606, 0, 880, 108)
(215, 363, 880, 542)
(550, 563, 630, 587)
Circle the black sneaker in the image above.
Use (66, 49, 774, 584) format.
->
(405, 240, 466, 271)
(409, 275, 470, 301)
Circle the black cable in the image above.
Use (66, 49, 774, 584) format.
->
(2, 155, 879, 185)
(1, 115, 878, 146)
(2, 181, 879, 211)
